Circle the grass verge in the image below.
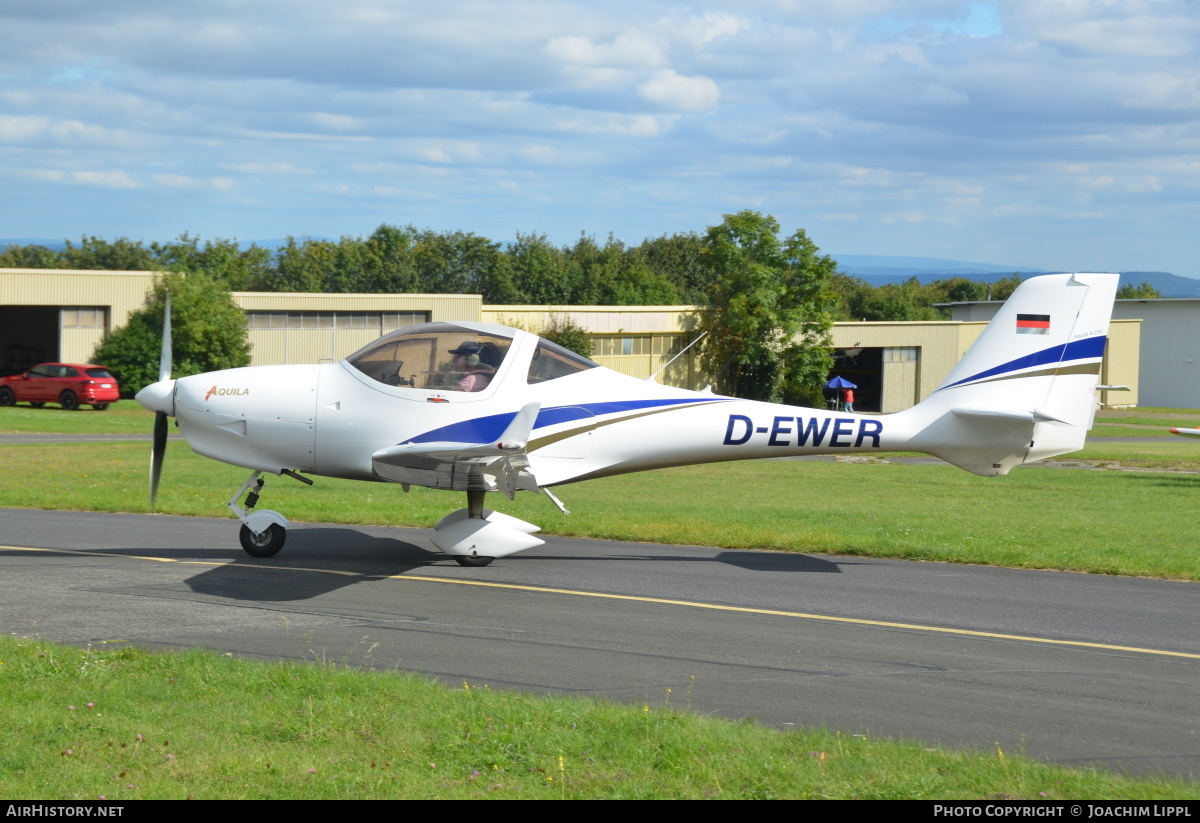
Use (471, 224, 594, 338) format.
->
(1, 635, 1193, 800)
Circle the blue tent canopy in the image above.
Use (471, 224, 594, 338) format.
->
(825, 376, 857, 389)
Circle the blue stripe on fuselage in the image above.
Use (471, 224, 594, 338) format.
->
(399, 398, 725, 445)
(939, 336, 1106, 391)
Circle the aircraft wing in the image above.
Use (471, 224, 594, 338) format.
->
(1169, 427, 1200, 438)
(370, 402, 541, 498)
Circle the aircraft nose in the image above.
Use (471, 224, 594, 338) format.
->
(135, 378, 176, 415)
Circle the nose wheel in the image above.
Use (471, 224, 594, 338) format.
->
(239, 523, 286, 557)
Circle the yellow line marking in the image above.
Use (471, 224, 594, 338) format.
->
(385, 575, 1200, 660)
(4, 544, 1198, 660)
(0, 544, 187, 563)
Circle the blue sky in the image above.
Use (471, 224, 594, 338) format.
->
(2, 1, 1197, 275)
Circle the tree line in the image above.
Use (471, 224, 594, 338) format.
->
(0, 228, 704, 307)
(6, 225, 1153, 319)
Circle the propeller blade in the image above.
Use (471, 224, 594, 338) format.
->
(150, 290, 172, 507)
(150, 411, 168, 506)
(158, 291, 172, 384)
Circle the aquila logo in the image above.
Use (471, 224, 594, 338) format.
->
(205, 385, 250, 401)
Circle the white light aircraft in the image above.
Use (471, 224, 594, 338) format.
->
(135, 272, 1119, 566)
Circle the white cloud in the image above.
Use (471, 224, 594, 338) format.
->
(0, 90, 35, 106)
(545, 30, 666, 69)
(638, 70, 720, 111)
(73, 170, 140, 189)
(150, 173, 235, 190)
(1006, 0, 1199, 58)
(27, 168, 66, 182)
(412, 141, 485, 164)
(672, 12, 747, 48)
(418, 148, 454, 164)
(310, 112, 360, 132)
(228, 162, 308, 175)
(153, 174, 197, 188)
(0, 115, 48, 142)
(881, 210, 927, 224)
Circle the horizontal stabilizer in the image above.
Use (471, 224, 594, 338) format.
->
(952, 407, 1070, 425)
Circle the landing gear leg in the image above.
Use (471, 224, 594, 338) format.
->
(453, 488, 495, 566)
(467, 488, 485, 520)
(228, 470, 289, 558)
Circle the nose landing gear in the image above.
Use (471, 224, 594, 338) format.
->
(228, 470, 294, 558)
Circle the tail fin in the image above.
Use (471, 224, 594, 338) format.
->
(901, 273, 1119, 476)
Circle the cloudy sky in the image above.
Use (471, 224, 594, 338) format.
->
(2, 1, 1197, 275)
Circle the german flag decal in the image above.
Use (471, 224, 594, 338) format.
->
(1016, 314, 1050, 334)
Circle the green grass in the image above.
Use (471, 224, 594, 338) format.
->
(1073, 440, 1200, 471)
(1, 636, 1192, 800)
(1091, 408, 1200, 434)
(0, 403, 151, 434)
(2, 440, 1198, 580)
(1096, 408, 1200, 427)
(1089, 425, 1173, 437)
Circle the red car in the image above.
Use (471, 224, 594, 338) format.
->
(0, 363, 121, 411)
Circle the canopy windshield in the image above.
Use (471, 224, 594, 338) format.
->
(526, 338, 599, 383)
(345, 322, 513, 392)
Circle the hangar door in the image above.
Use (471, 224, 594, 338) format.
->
(0, 306, 59, 373)
(831, 346, 921, 413)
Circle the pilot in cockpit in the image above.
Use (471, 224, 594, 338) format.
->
(448, 341, 500, 392)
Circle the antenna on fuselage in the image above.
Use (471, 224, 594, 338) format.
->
(645, 331, 707, 383)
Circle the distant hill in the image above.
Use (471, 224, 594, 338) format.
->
(1, 238, 68, 251)
(833, 254, 1050, 281)
(833, 254, 1200, 298)
(1106, 271, 1200, 298)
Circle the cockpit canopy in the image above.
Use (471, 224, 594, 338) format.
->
(344, 321, 598, 391)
